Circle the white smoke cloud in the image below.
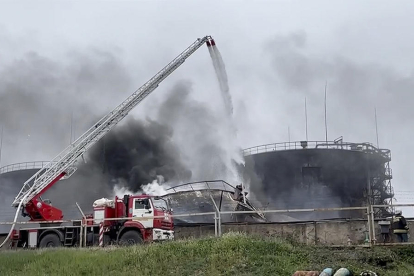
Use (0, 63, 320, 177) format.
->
(112, 175, 170, 198)
(141, 177, 169, 196)
(112, 179, 135, 198)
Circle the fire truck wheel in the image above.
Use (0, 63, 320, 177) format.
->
(119, 230, 143, 246)
(39, 233, 62, 248)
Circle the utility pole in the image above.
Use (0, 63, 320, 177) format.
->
(324, 81, 328, 144)
(288, 126, 291, 148)
(305, 97, 308, 141)
(0, 126, 3, 168)
(0, 127, 2, 187)
(375, 108, 379, 148)
(70, 111, 74, 144)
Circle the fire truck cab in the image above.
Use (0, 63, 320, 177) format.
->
(91, 194, 174, 245)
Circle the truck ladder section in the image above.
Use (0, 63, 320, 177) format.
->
(64, 228, 75, 246)
(12, 36, 213, 208)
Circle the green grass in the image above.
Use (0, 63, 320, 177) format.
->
(1, 232, 414, 276)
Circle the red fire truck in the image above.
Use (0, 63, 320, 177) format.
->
(11, 194, 173, 248)
(2, 36, 216, 249)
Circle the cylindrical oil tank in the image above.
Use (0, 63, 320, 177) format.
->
(242, 141, 393, 221)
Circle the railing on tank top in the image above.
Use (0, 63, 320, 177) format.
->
(0, 161, 57, 175)
(242, 140, 391, 160)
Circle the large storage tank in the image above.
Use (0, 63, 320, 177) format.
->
(243, 140, 394, 220)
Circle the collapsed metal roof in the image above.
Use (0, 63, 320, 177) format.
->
(161, 180, 266, 224)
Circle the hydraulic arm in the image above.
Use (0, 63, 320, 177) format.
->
(12, 36, 215, 221)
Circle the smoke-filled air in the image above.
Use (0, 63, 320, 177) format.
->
(2, 16, 414, 221)
(82, 44, 246, 200)
(0, 43, 247, 217)
(82, 76, 243, 201)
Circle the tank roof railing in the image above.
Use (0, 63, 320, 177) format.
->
(242, 140, 391, 160)
(0, 161, 57, 176)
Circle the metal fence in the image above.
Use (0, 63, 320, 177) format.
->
(1, 204, 413, 249)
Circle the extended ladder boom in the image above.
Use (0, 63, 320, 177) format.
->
(12, 36, 213, 208)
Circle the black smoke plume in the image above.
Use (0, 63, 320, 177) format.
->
(80, 80, 242, 195)
(85, 116, 192, 192)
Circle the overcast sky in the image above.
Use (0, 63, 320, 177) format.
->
(1, 0, 414, 206)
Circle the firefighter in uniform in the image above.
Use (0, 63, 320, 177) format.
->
(392, 210, 409, 242)
(234, 184, 248, 202)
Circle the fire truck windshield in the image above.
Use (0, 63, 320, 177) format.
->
(153, 198, 168, 210)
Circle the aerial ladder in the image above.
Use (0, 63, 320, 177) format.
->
(2, 36, 216, 247)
